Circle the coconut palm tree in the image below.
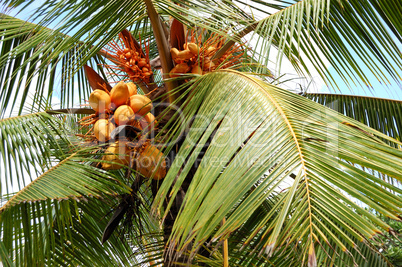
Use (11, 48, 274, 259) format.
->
(0, 0, 401, 266)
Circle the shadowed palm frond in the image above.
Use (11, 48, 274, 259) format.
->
(0, 195, 161, 266)
(0, 112, 74, 195)
(306, 93, 402, 142)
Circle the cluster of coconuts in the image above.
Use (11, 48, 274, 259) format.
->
(170, 42, 234, 77)
(116, 48, 153, 83)
(88, 81, 165, 180)
(170, 43, 213, 77)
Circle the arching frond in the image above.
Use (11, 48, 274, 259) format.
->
(307, 93, 402, 190)
(0, 195, 160, 266)
(0, 149, 131, 212)
(246, 0, 402, 89)
(0, 0, 149, 116)
(153, 70, 402, 265)
(0, 112, 72, 195)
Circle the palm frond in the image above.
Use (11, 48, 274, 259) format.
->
(306, 93, 402, 190)
(0, 149, 131, 212)
(0, 0, 149, 116)
(222, 0, 402, 89)
(153, 70, 402, 265)
(306, 93, 402, 142)
(226, 193, 390, 266)
(0, 195, 158, 266)
(0, 240, 13, 267)
(0, 112, 73, 196)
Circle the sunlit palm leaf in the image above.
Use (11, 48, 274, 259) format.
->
(307, 93, 402, 190)
(153, 70, 402, 265)
(0, 14, 102, 116)
(226, 195, 390, 266)
(0, 149, 131, 212)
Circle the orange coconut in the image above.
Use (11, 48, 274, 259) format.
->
(94, 119, 115, 142)
(137, 144, 166, 180)
(114, 105, 134, 126)
(205, 46, 216, 56)
(203, 58, 215, 71)
(110, 81, 129, 108)
(126, 82, 137, 96)
(89, 90, 111, 113)
(144, 113, 158, 132)
(102, 141, 130, 170)
(129, 95, 153, 116)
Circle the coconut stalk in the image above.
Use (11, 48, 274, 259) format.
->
(144, 0, 177, 103)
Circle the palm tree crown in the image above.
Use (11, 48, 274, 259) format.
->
(0, 0, 401, 266)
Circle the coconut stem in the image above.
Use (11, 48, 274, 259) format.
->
(144, 0, 177, 104)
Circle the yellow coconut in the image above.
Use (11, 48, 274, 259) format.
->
(177, 49, 193, 60)
(205, 46, 216, 56)
(191, 65, 203, 75)
(203, 59, 215, 71)
(137, 144, 166, 180)
(187, 43, 199, 55)
(138, 58, 147, 68)
(94, 119, 115, 142)
(89, 90, 111, 113)
(114, 105, 134, 126)
(126, 82, 137, 96)
(170, 48, 179, 60)
(170, 63, 191, 78)
(110, 81, 129, 108)
(129, 95, 153, 116)
(102, 141, 131, 170)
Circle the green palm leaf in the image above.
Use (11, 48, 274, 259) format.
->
(0, 112, 73, 195)
(244, 0, 402, 89)
(153, 70, 402, 265)
(0, 196, 159, 266)
(307, 93, 402, 190)
(0, 149, 131, 211)
(1, 0, 402, 266)
(0, 0, 149, 116)
(306, 93, 402, 142)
